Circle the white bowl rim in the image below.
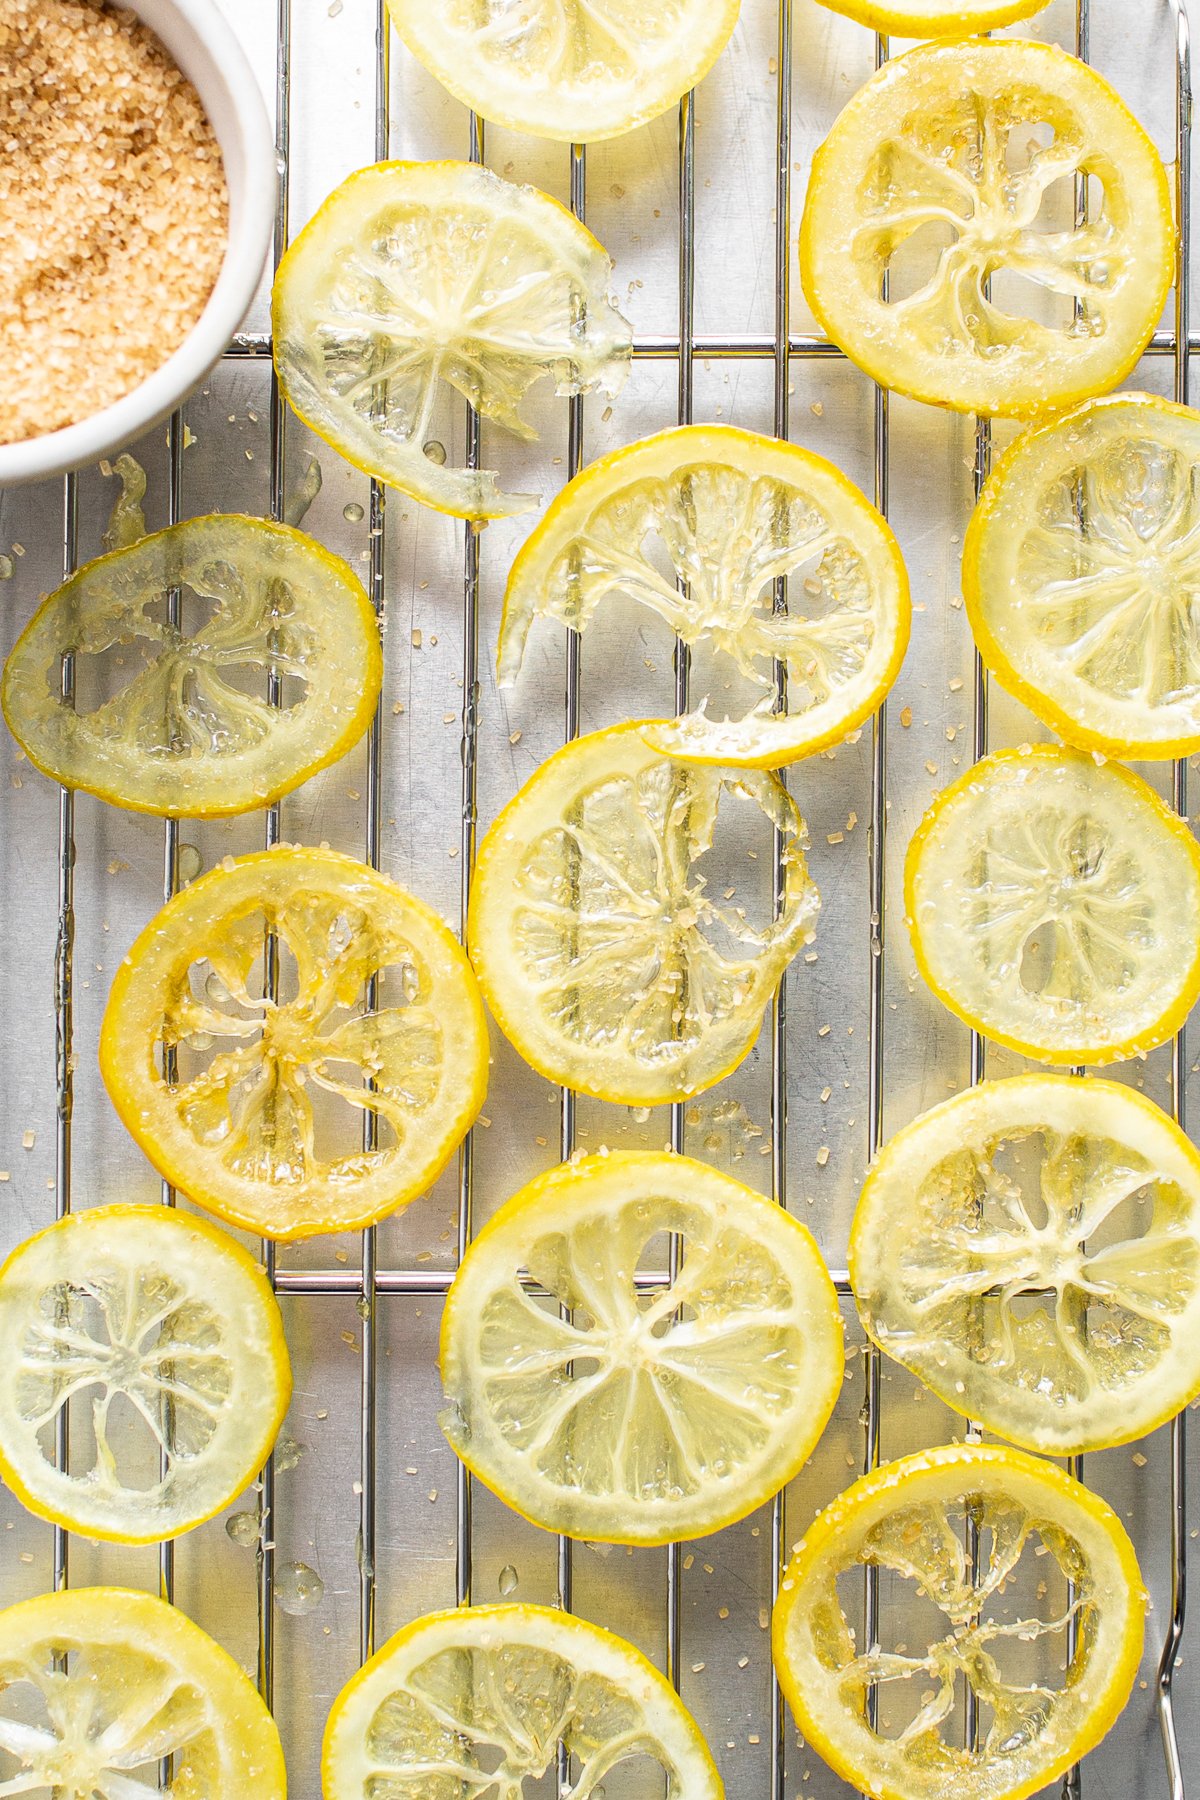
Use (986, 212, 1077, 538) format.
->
(0, 0, 275, 489)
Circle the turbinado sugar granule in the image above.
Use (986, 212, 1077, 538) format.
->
(0, 0, 230, 445)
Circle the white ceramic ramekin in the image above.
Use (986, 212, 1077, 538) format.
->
(0, 0, 275, 488)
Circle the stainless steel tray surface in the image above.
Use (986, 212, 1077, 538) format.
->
(1, 0, 1197, 1795)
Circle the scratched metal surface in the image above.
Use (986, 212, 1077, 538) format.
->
(1, 0, 1199, 1795)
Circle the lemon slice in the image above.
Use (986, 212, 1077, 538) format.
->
(273, 160, 632, 520)
(498, 425, 910, 769)
(100, 845, 488, 1241)
(800, 39, 1173, 418)
(773, 1444, 1144, 1800)
(386, 0, 739, 144)
(440, 1150, 843, 1544)
(322, 1603, 723, 1799)
(851, 1075, 1200, 1456)
(0, 1204, 289, 1543)
(1, 516, 381, 818)
(467, 723, 819, 1104)
(965, 394, 1200, 760)
(905, 746, 1200, 1065)
(0, 1586, 285, 1799)
(817, 0, 1049, 31)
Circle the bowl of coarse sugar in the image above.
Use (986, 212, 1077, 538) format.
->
(0, 0, 275, 487)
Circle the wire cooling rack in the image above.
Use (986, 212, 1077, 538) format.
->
(0, 0, 1197, 1795)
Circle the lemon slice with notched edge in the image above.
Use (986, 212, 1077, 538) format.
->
(322, 1603, 724, 1800)
(965, 394, 1200, 760)
(386, 0, 740, 144)
(440, 1150, 843, 1544)
(817, 0, 1048, 31)
(273, 160, 632, 520)
(0, 1587, 286, 1800)
(800, 39, 1173, 419)
(773, 1445, 1144, 1800)
(904, 745, 1200, 1065)
(1, 515, 381, 817)
(100, 845, 488, 1241)
(467, 723, 819, 1105)
(0, 1205, 290, 1543)
(850, 1075, 1200, 1456)
(498, 425, 910, 769)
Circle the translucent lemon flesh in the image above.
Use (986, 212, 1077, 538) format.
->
(273, 160, 631, 518)
(499, 425, 909, 768)
(850, 1075, 1200, 1455)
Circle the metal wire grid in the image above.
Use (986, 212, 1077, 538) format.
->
(30, 0, 1194, 1794)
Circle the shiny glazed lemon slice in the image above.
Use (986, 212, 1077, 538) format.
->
(322, 1603, 723, 1799)
(905, 746, 1200, 1065)
(1, 516, 381, 818)
(800, 39, 1173, 418)
(817, 0, 1048, 31)
(773, 1445, 1144, 1800)
(498, 425, 910, 768)
(965, 395, 1200, 759)
(273, 160, 631, 519)
(850, 1076, 1200, 1456)
(440, 1150, 843, 1544)
(467, 723, 819, 1104)
(100, 845, 488, 1241)
(386, 0, 739, 143)
(0, 1205, 290, 1543)
(0, 1586, 285, 1799)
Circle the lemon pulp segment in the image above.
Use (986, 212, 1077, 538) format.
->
(965, 394, 1200, 758)
(904, 746, 1200, 1064)
(273, 160, 631, 518)
(467, 723, 819, 1104)
(440, 1150, 843, 1543)
(0, 515, 381, 817)
(386, 0, 740, 143)
(773, 1445, 1144, 1800)
(322, 1603, 724, 1799)
(850, 1075, 1200, 1455)
(498, 425, 910, 768)
(99, 845, 488, 1240)
(800, 39, 1173, 417)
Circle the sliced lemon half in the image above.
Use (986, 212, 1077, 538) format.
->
(904, 746, 1200, 1065)
(0, 1204, 290, 1543)
(800, 39, 1173, 418)
(850, 1075, 1200, 1456)
(1, 515, 381, 817)
(467, 723, 819, 1104)
(440, 1150, 843, 1544)
(965, 394, 1200, 759)
(817, 0, 1049, 31)
(386, 0, 740, 144)
(273, 160, 631, 519)
(100, 845, 488, 1241)
(322, 1603, 723, 1799)
(498, 425, 910, 768)
(0, 1586, 285, 1800)
(773, 1444, 1144, 1800)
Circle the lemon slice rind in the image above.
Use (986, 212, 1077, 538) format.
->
(817, 0, 1049, 31)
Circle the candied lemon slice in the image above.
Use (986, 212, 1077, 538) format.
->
(905, 746, 1200, 1065)
(99, 845, 488, 1241)
(386, 0, 739, 144)
(1, 516, 381, 818)
(0, 1205, 289, 1543)
(965, 394, 1200, 759)
(773, 1445, 1144, 1800)
(0, 1586, 285, 1800)
(498, 425, 909, 769)
(800, 39, 1173, 418)
(441, 1150, 843, 1544)
(850, 1075, 1200, 1456)
(323, 1603, 723, 1799)
(467, 723, 819, 1104)
(817, 0, 1049, 30)
(273, 160, 631, 519)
